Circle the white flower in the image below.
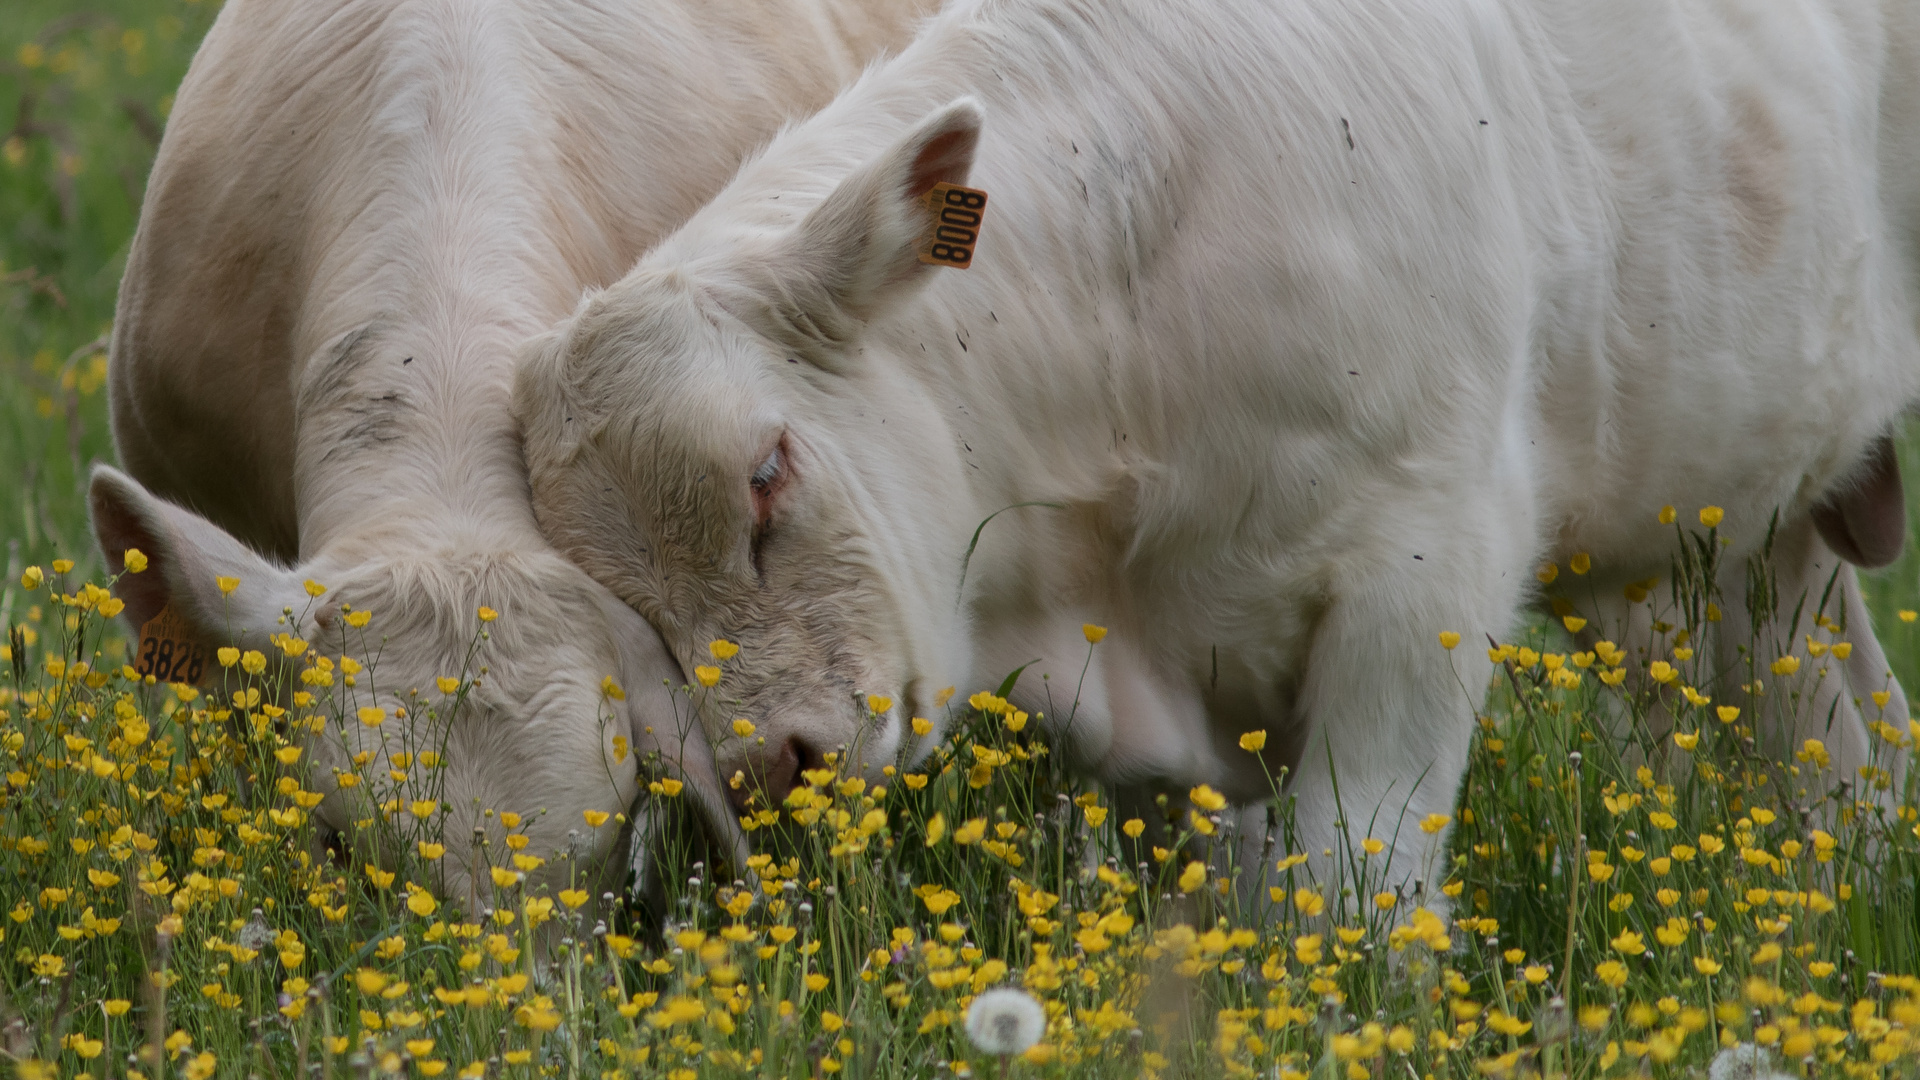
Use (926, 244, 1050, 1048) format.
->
(1708, 1044, 1792, 1080)
(964, 987, 1046, 1056)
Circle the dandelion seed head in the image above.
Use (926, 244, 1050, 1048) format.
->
(1707, 1044, 1792, 1080)
(965, 987, 1045, 1056)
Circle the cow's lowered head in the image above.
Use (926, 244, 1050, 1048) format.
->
(516, 100, 989, 810)
(88, 464, 741, 915)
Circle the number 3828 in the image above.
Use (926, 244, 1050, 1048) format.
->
(137, 636, 205, 684)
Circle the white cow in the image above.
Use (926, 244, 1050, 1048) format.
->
(515, 0, 1920, 899)
(93, 0, 934, 909)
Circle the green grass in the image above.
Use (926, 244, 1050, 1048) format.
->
(5, 545, 1920, 1079)
(5, 5, 1920, 1079)
(1, 0, 217, 595)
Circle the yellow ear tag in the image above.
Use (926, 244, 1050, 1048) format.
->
(917, 182, 989, 269)
(135, 605, 207, 685)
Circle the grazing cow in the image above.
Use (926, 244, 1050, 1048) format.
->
(92, 0, 934, 909)
(515, 0, 1920, 899)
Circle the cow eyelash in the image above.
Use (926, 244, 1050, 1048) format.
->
(750, 448, 782, 493)
(749, 442, 785, 578)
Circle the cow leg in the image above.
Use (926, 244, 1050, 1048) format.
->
(1833, 568, 1911, 790)
(1275, 488, 1528, 916)
(1110, 782, 1176, 868)
(1558, 576, 1682, 765)
(1713, 516, 1909, 812)
(1826, 567, 1911, 802)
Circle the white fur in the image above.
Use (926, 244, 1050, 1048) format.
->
(518, 0, 1920, 897)
(96, 0, 934, 907)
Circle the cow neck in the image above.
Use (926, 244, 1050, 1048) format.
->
(289, 312, 547, 562)
(263, 1, 566, 560)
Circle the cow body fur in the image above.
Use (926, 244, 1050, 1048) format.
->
(518, 0, 1920, 896)
(96, 0, 934, 906)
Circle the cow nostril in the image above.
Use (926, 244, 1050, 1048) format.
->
(794, 736, 828, 778)
(763, 736, 815, 806)
(726, 735, 822, 815)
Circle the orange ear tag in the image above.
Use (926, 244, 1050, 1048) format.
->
(917, 182, 989, 269)
(134, 605, 208, 685)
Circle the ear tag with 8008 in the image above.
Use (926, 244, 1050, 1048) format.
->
(135, 605, 207, 685)
(918, 182, 988, 269)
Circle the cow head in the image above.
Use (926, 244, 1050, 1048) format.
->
(515, 100, 988, 809)
(88, 464, 741, 913)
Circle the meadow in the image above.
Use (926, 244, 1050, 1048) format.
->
(5, 3, 1920, 1078)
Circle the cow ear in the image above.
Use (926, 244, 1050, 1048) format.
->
(88, 464, 305, 647)
(798, 97, 983, 322)
(1812, 434, 1907, 568)
(723, 99, 983, 365)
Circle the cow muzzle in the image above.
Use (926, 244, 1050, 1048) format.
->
(726, 734, 827, 816)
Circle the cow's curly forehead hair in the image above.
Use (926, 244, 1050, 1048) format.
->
(517, 272, 791, 639)
(540, 269, 756, 445)
(546, 280, 781, 527)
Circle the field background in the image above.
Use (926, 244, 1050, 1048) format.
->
(2, 0, 215, 610)
(8, 4, 1920, 1079)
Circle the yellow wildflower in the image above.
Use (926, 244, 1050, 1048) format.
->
(1189, 784, 1227, 812)
(1178, 861, 1207, 893)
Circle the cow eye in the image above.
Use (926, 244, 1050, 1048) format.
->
(750, 447, 781, 495)
(749, 441, 785, 534)
(747, 444, 785, 577)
